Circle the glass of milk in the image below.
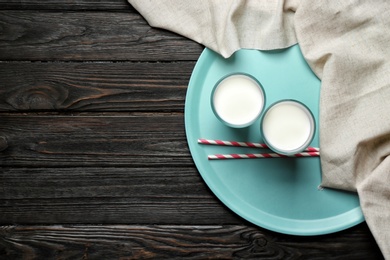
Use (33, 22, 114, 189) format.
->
(261, 100, 315, 155)
(211, 73, 265, 128)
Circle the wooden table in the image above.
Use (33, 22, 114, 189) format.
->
(0, 1, 384, 259)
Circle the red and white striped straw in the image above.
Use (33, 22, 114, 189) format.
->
(198, 138, 268, 149)
(208, 151, 320, 160)
(198, 138, 320, 152)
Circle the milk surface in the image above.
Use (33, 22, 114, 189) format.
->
(213, 74, 264, 127)
(262, 101, 313, 152)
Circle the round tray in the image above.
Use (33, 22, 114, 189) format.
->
(184, 45, 364, 235)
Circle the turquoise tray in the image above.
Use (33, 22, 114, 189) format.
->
(184, 45, 364, 235)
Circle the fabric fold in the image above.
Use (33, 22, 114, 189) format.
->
(295, 2, 390, 256)
(128, 0, 298, 58)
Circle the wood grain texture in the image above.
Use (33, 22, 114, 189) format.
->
(0, 224, 383, 259)
(0, 62, 194, 112)
(0, 167, 243, 224)
(0, 11, 203, 61)
(0, 113, 194, 167)
(0, 0, 133, 11)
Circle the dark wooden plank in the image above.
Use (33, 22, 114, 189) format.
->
(0, 62, 194, 112)
(0, 167, 243, 224)
(0, 11, 203, 61)
(0, 0, 133, 11)
(0, 167, 204, 200)
(0, 113, 194, 167)
(0, 224, 383, 259)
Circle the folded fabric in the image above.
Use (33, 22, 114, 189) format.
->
(129, 0, 298, 58)
(128, 0, 390, 258)
(295, 1, 390, 257)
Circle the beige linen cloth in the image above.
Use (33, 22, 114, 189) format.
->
(129, 0, 390, 257)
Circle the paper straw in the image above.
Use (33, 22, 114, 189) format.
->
(208, 151, 320, 160)
(198, 138, 319, 152)
(198, 138, 268, 148)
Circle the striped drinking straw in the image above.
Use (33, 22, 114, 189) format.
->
(198, 138, 319, 152)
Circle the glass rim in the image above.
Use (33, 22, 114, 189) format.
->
(210, 72, 266, 128)
(260, 99, 316, 155)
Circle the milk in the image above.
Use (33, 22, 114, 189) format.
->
(262, 100, 315, 154)
(212, 74, 265, 128)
